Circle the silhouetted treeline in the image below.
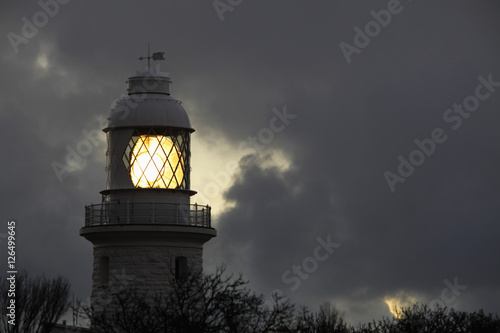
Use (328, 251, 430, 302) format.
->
(354, 304, 500, 333)
(82, 266, 500, 333)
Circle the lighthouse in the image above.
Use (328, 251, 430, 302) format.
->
(80, 53, 216, 312)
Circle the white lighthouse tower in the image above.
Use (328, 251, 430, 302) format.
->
(80, 53, 216, 311)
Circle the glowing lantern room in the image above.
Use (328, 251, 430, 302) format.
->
(104, 70, 193, 193)
(128, 134, 184, 189)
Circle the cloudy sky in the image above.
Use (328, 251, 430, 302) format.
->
(1, 0, 500, 325)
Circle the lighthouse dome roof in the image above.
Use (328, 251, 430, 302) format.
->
(104, 70, 193, 132)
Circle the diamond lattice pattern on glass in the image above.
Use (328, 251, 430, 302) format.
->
(124, 129, 187, 189)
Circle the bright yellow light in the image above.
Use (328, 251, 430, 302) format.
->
(384, 292, 419, 318)
(130, 135, 184, 189)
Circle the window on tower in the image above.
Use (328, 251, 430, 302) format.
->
(99, 256, 110, 285)
(175, 256, 188, 280)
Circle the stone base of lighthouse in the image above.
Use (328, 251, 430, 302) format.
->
(80, 224, 216, 313)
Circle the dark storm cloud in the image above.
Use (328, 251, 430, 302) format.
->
(204, 0, 500, 323)
(1, 0, 499, 325)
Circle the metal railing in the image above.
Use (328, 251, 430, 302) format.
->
(85, 202, 211, 227)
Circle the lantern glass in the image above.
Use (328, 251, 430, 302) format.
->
(129, 134, 184, 189)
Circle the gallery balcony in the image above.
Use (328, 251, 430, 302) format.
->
(84, 202, 211, 228)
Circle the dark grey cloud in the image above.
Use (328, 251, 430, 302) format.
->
(1, 0, 499, 325)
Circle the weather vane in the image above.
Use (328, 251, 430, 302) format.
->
(138, 43, 165, 70)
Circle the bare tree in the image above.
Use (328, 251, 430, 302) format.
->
(315, 302, 347, 333)
(0, 271, 70, 333)
(84, 265, 296, 333)
(291, 302, 348, 333)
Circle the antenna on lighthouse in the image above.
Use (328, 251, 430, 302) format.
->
(138, 43, 165, 70)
